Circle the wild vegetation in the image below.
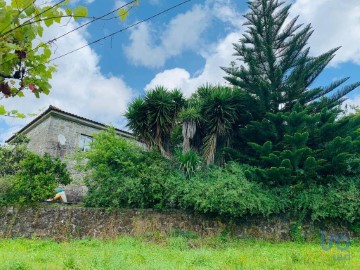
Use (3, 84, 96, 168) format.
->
(1, 0, 359, 235)
(0, 135, 71, 205)
(120, 0, 360, 225)
(74, 128, 360, 225)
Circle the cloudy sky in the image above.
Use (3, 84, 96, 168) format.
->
(1, 0, 360, 142)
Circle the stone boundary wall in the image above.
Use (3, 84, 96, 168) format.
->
(0, 206, 355, 241)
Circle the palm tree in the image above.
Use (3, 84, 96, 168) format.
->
(199, 85, 240, 164)
(179, 101, 201, 153)
(126, 86, 185, 159)
(125, 97, 153, 147)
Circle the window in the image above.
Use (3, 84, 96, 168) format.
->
(79, 134, 93, 152)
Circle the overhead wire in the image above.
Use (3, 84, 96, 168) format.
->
(0, 0, 37, 34)
(26, 0, 136, 56)
(1, 0, 191, 80)
(0, 0, 137, 74)
(0, 0, 66, 37)
(49, 0, 191, 63)
(45, 0, 137, 46)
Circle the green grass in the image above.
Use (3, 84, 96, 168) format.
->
(0, 236, 359, 270)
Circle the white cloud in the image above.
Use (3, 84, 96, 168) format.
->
(114, 0, 127, 9)
(124, 1, 221, 68)
(211, 0, 244, 27)
(141, 0, 245, 95)
(146, 0, 360, 97)
(291, 0, 360, 66)
(124, 23, 167, 68)
(342, 96, 360, 115)
(1, 18, 134, 143)
(145, 32, 241, 96)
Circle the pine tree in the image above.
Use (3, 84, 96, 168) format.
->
(243, 104, 360, 185)
(222, 0, 360, 185)
(222, 0, 360, 113)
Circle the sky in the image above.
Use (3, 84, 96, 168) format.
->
(1, 0, 360, 143)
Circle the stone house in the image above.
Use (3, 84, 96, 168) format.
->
(6, 106, 135, 202)
(6, 105, 134, 158)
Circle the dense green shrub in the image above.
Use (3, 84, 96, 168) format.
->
(176, 163, 285, 217)
(0, 134, 30, 177)
(175, 149, 203, 179)
(79, 130, 284, 216)
(78, 128, 174, 209)
(0, 175, 16, 206)
(9, 153, 71, 204)
(0, 135, 70, 205)
(290, 176, 360, 223)
(80, 129, 359, 223)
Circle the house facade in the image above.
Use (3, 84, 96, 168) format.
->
(6, 105, 134, 158)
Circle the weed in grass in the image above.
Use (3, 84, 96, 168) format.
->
(2, 261, 29, 270)
(290, 252, 301, 263)
(167, 237, 189, 251)
(63, 257, 80, 270)
(290, 222, 305, 243)
(171, 228, 198, 240)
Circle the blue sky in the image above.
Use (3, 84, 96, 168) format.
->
(1, 0, 360, 142)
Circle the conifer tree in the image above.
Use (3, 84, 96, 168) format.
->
(222, 0, 360, 113)
(222, 0, 360, 185)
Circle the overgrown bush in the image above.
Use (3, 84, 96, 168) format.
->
(77, 128, 174, 209)
(8, 153, 71, 204)
(79, 129, 283, 216)
(290, 176, 360, 223)
(176, 162, 286, 217)
(0, 134, 30, 177)
(175, 149, 203, 179)
(79, 129, 360, 223)
(0, 175, 16, 206)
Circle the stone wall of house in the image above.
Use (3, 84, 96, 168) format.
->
(0, 206, 355, 241)
(24, 114, 101, 158)
(24, 115, 104, 183)
(26, 116, 52, 156)
(45, 115, 102, 158)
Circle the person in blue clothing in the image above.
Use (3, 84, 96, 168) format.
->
(46, 188, 68, 203)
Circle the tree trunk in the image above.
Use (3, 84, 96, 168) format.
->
(182, 121, 196, 153)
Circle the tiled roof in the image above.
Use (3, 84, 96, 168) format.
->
(6, 105, 133, 143)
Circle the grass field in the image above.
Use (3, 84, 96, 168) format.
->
(0, 236, 359, 270)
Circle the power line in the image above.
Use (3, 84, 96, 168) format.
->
(49, 0, 191, 63)
(0, 0, 137, 76)
(26, 0, 136, 57)
(0, 0, 37, 34)
(45, 0, 137, 45)
(0, 0, 66, 37)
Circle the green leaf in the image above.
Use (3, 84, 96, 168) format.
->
(44, 18, 53, 27)
(24, 6, 35, 16)
(5, 43, 19, 49)
(16, 113, 26, 118)
(38, 26, 44, 37)
(43, 47, 51, 59)
(0, 105, 6, 115)
(65, 8, 72, 16)
(117, 8, 129, 21)
(73, 6, 88, 18)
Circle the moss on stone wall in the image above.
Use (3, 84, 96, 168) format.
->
(0, 206, 355, 241)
